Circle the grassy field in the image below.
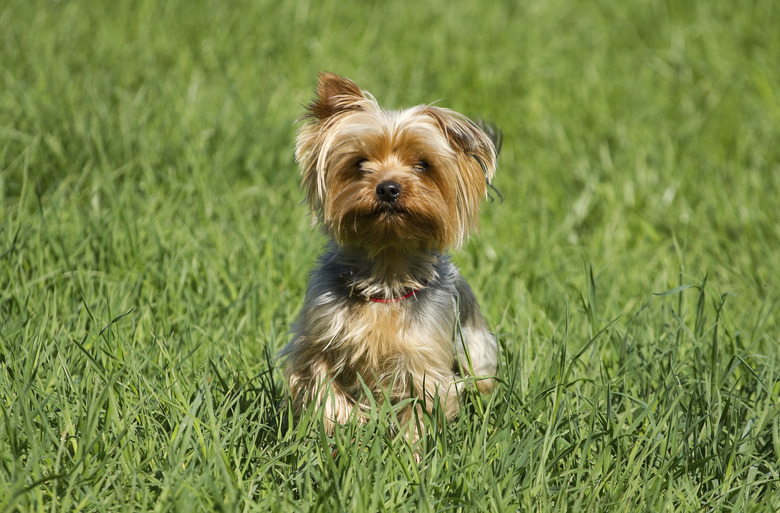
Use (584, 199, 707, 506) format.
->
(1, 0, 779, 511)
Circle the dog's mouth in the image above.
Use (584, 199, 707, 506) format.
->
(339, 205, 409, 236)
(334, 204, 444, 251)
(373, 201, 406, 216)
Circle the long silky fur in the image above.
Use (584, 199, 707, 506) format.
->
(280, 72, 499, 440)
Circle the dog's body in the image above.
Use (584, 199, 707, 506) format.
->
(280, 73, 498, 434)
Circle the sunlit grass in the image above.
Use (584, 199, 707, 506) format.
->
(1, 0, 779, 511)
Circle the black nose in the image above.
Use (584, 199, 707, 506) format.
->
(375, 180, 402, 203)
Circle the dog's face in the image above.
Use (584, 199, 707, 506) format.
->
(296, 73, 497, 254)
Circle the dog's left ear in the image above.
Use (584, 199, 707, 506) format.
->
(306, 72, 367, 121)
(424, 106, 498, 183)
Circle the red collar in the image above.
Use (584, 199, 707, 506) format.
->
(340, 272, 424, 303)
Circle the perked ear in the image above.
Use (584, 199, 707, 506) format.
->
(306, 72, 367, 120)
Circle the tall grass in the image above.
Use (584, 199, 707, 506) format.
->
(1, 0, 778, 511)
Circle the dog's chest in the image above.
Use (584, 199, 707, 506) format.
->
(339, 291, 458, 363)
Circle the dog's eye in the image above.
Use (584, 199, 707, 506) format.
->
(355, 158, 369, 171)
(413, 160, 429, 172)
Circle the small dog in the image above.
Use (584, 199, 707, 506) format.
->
(280, 72, 498, 437)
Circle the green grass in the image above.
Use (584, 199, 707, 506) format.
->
(1, 0, 779, 511)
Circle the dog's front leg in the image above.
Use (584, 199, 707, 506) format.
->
(287, 358, 358, 433)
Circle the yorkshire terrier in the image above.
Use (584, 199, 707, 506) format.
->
(280, 72, 499, 438)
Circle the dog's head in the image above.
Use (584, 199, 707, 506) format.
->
(296, 72, 498, 254)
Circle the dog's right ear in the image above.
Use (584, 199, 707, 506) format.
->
(306, 72, 366, 120)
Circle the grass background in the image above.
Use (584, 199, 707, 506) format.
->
(1, 0, 779, 511)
